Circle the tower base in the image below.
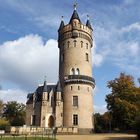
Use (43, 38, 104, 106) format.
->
(78, 128, 94, 134)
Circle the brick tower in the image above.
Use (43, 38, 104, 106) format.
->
(58, 4, 95, 133)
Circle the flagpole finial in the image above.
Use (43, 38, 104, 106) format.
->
(74, 1, 78, 10)
(44, 75, 47, 81)
(87, 15, 90, 20)
(61, 16, 64, 21)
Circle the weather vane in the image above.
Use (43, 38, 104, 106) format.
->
(44, 75, 47, 81)
(74, 1, 78, 10)
(87, 15, 89, 20)
(61, 16, 64, 21)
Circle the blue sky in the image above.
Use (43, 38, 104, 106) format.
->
(0, 0, 140, 113)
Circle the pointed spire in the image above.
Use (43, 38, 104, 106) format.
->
(86, 15, 92, 29)
(69, 2, 81, 24)
(56, 80, 62, 92)
(59, 16, 65, 30)
(43, 76, 47, 92)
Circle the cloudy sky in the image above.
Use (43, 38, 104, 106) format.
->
(0, 0, 140, 114)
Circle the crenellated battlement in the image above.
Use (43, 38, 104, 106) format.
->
(59, 23, 92, 37)
(58, 23, 93, 45)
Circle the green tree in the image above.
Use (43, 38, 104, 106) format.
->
(3, 101, 26, 126)
(94, 112, 111, 133)
(0, 118, 10, 130)
(106, 73, 140, 130)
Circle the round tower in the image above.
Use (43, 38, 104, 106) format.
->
(58, 4, 95, 133)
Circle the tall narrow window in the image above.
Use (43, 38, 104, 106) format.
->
(71, 68, 75, 75)
(67, 41, 70, 48)
(77, 68, 80, 75)
(74, 40, 77, 47)
(51, 96, 53, 107)
(86, 53, 89, 61)
(78, 86, 80, 90)
(73, 114, 78, 125)
(70, 86, 73, 90)
(87, 87, 89, 92)
(86, 43, 88, 49)
(61, 54, 64, 62)
(73, 96, 78, 107)
(80, 41, 83, 48)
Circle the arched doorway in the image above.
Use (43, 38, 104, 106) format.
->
(48, 115, 54, 128)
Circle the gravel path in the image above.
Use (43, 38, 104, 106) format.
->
(56, 133, 137, 140)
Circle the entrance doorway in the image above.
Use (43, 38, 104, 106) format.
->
(48, 115, 54, 128)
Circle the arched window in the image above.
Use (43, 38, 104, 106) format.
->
(71, 68, 75, 75)
(80, 41, 83, 48)
(75, 68, 80, 75)
(74, 40, 77, 47)
(67, 41, 70, 48)
(86, 53, 89, 61)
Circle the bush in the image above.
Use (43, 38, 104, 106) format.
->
(0, 118, 10, 130)
(94, 125, 103, 133)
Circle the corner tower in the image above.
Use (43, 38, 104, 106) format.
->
(58, 4, 95, 133)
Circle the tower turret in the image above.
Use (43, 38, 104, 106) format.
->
(69, 3, 81, 24)
(86, 15, 92, 29)
(58, 3, 95, 133)
(59, 16, 65, 31)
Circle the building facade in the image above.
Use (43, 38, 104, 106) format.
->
(26, 5, 95, 133)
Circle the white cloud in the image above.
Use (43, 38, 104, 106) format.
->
(92, 40, 104, 67)
(34, 16, 59, 28)
(113, 41, 139, 63)
(94, 105, 107, 114)
(0, 89, 27, 103)
(94, 53, 103, 67)
(121, 22, 140, 33)
(94, 22, 140, 75)
(0, 34, 59, 90)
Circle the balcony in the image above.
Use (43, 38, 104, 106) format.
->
(64, 75, 95, 87)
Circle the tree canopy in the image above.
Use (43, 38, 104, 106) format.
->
(3, 101, 26, 126)
(106, 73, 140, 130)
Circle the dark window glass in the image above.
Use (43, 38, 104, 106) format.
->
(86, 53, 89, 61)
(73, 114, 78, 125)
(73, 96, 78, 106)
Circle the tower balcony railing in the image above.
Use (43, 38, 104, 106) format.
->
(64, 75, 95, 87)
